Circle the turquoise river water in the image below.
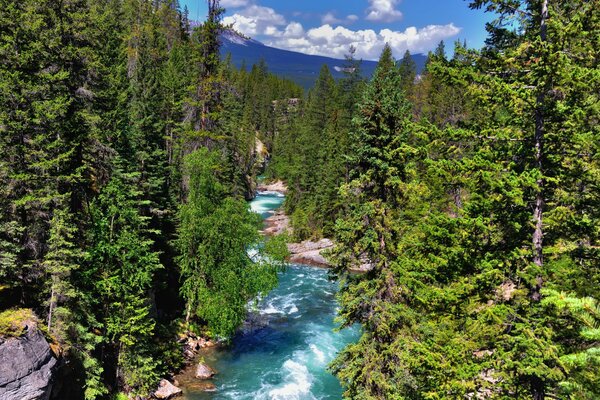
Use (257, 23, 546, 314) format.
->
(182, 191, 359, 400)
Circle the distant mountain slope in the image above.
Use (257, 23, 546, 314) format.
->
(220, 32, 427, 89)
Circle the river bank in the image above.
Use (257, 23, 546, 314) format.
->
(259, 181, 372, 273)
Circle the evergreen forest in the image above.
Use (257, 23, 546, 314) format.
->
(0, 0, 598, 399)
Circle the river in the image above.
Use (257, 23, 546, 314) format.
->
(181, 191, 359, 400)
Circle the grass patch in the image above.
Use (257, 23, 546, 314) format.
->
(0, 308, 35, 337)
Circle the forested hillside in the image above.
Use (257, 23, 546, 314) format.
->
(267, 1, 600, 399)
(0, 0, 297, 398)
(1, 0, 599, 399)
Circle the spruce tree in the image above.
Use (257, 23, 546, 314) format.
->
(330, 2, 600, 399)
(43, 207, 83, 342)
(398, 49, 417, 99)
(86, 170, 163, 395)
(0, 0, 95, 303)
(330, 44, 420, 397)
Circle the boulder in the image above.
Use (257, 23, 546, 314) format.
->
(262, 211, 291, 236)
(201, 382, 217, 392)
(183, 381, 217, 393)
(0, 323, 58, 400)
(154, 379, 182, 399)
(195, 363, 216, 380)
(287, 239, 334, 267)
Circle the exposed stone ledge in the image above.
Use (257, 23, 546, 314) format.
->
(0, 322, 58, 400)
(256, 180, 287, 194)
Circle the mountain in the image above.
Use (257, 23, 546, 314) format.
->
(220, 32, 428, 90)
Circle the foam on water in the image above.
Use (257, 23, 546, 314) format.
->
(266, 360, 316, 400)
(257, 190, 285, 198)
(250, 192, 285, 219)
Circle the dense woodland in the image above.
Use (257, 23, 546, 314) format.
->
(0, 0, 296, 398)
(268, 1, 600, 399)
(0, 0, 599, 399)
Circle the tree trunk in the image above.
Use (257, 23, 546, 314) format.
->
(532, 0, 548, 270)
(47, 280, 56, 332)
(530, 2, 549, 400)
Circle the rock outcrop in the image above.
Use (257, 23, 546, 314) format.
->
(154, 379, 182, 399)
(255, 180, 372, 273)
(287, 239, 373, 272)
(0, 323, 58, 400)
(262, 210, 291, 236)
(195, 363, 216, 379)
(288, 239, 334, 267)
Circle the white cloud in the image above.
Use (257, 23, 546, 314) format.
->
(264, 23, 461, 60)
(223, 5, 286, 36)
(366, 0, 403, 23)
(321, 12, 360, 26)
(221, 0, 250, 8)
(379, 24, 461, 53)
(222, 1, 461, 60)
(322, 12, 341, 25)
(284, 22, 305, 38)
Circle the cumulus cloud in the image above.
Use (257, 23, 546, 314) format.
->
(264, 23, 461, 60)
(284, 22, 305, 38)
(222, 5, 286, 36)
(223, 1, 461, 60)
(366, 0, 403, 23)
(221, 0, 250, 8)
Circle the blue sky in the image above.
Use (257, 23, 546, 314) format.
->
(181, 0, 496, 60)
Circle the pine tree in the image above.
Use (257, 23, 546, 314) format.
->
(330, 2, 599, 399)
(330, 44, 421, 397)
(185, 0, 226, 150)
(0, 0, 95, 303)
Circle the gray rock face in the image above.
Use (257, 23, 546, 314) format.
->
(0, 325, 58, 400)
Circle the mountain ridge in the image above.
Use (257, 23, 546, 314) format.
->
(219, 32, 427, 89)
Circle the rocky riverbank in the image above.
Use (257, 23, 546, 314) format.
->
(257, 180, 288, 194)
(259, 183, 372, 273)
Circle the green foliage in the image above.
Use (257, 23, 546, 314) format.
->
(322, 5, 600, 398)
(86, 171, 163, 395)
(43, 207, 83, 342)
(0, 0, 95, 302)
(0, 308, 35, 337)
(269, 49, 365, 239)
(398, 49, 417, 99)
(177, 148, 286, 338)
(0, 0, 296, 398)
(542, 290, 600, 398)
(2, 0, 597, 398)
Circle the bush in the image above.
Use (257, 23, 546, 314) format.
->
(0, 308, 35, 337)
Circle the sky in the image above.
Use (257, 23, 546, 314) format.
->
(180, 0, 496, 60)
